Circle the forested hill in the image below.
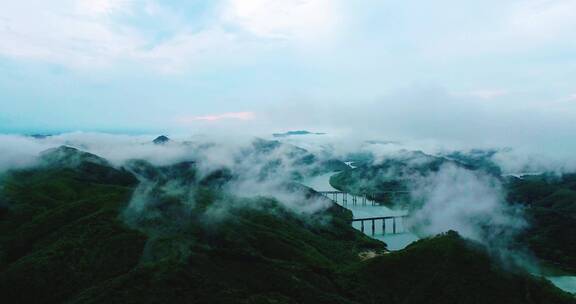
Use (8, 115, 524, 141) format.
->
(0, 146, 573, 303)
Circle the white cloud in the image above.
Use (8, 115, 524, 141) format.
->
(75, 0, 134, 16)
(0, 135, 50, 171)
(222, 0, 340, 41)
(508, 0, 576, 40)
(133, 28, 239, 73)
(258, 84, 576, 152)
(452, 89, 510, 100)
(408, 164, 534, 269)
(177, 111, 256, 123)
(416, 0, 576, 58)
(4, 0, 573, 72)
(0, 0, 342, 71)
(0, 0, 144, 68)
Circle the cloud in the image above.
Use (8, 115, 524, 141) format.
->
(221, 0, 340, 41)
(133, 28, 240, 73)
(2, 0, 576, 71)
(491, 148, 576, 175)
(256, 85, 576, 155)
(0, 135, 50, 172)
(0, 0, 341, 71)
(2, 0, 576, 146)
(177, 111, 256, 123)
(408, 164, 533, 269)
(407, 0, 576, 59)
(465, 89, 510, 100)
(508, 0, 576, 41)
(0, 0, 144, 68)
(75, 0, 134, 16)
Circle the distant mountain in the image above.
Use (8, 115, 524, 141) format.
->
(330, 150, 475, 197)
(364, 140, 400, 145)
(441, 149, 502, 176)
(507, 173, 576, 272)
(40, 145, 110, 168)
(152, 135, 170, 145)
(273, 130, 326, 138)
(27, 134, 53, 139)
(38, 145, 137, 187)
(246, 138, 348, 179)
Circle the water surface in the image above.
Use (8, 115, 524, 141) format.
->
(547, 276, 576, 294)
(303, 173, 576, 292)
(301, 172, 419, 250)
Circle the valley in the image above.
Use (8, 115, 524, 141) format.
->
(0, 136, 574, 303)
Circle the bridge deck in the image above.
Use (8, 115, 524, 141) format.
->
(318, 191, 410, 194)
(317, 190, 410, 208)
(352, 215, 409, 221)
(352, 215, 409, 235)
(317, 189, 411, 236)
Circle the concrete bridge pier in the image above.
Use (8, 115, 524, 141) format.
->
(382, 218, 386, 234)
(352, 216, 407, 236)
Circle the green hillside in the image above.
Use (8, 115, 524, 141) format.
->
(507, 174, 576, 272)
(0, 147, 573, 303)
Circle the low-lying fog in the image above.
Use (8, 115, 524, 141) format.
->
(1, 131, 575, 292)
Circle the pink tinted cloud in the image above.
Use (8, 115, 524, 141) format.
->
(178, 111, 256, 123)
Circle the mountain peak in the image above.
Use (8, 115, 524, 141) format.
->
(40, 145, 109, 168)
(153, 135, 170, 145)
(272, 130, 326, 138)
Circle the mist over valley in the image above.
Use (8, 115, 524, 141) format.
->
(2, 0, 576, 302)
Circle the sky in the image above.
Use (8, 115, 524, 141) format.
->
(1, 0, 576, 150)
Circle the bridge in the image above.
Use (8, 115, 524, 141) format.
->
(317, 190, 409, 207)
(318, 190, 410, 236)
(352, 216, 409, 236)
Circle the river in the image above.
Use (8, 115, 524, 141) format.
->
(302, 171, 576, 294)
(301, 171, 419, 251)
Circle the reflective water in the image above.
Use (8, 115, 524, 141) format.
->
(547, 276, 576, 294)
(303, 173, 576, 292)
(301, 172, 419, 250)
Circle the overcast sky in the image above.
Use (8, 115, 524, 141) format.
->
(1, 0, 575, 150)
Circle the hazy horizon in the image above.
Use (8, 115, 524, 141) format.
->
(2, 0, 576, 154)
